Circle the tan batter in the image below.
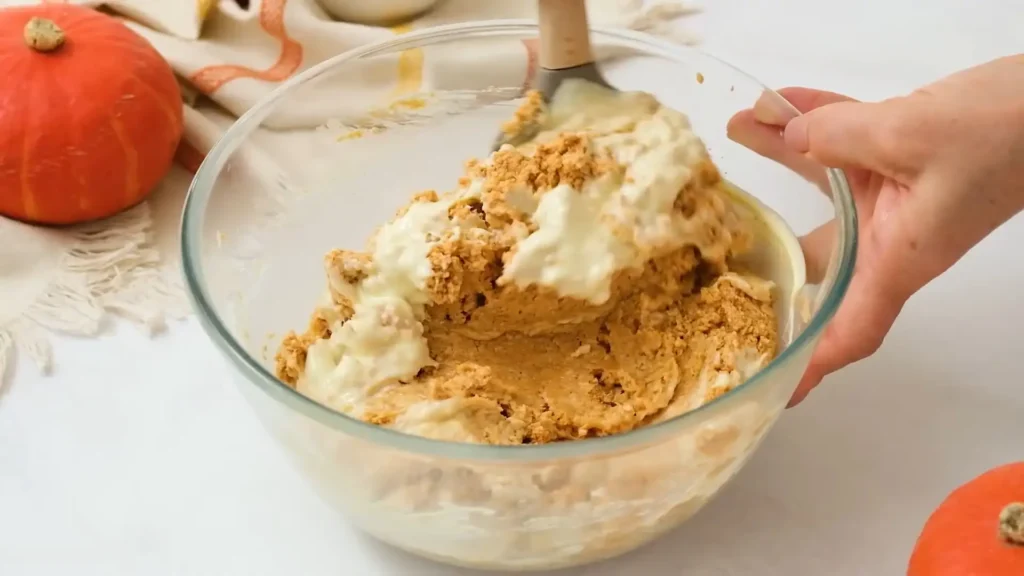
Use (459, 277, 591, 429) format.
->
(276, 108, 778, 445)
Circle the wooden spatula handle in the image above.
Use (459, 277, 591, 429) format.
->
(537, 0, 594, 70)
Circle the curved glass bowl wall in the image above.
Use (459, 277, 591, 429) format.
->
(182, 21, 856, 571)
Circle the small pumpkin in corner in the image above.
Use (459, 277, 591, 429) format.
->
(0, 4, 183, 225)
(909, 462, 1024, 576)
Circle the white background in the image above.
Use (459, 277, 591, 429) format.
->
(3, 0, 1023, 574)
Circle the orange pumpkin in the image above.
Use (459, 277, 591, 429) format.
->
(0, 5, 183, 225)
(909, 462, 1024, 576)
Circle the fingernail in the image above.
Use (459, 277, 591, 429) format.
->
(785, 393, 804, 409)
(786, 386, 811, 408)
(752, 90, 798, 126)
(787, 371, 819, 408)
(784, 116, 810, 153)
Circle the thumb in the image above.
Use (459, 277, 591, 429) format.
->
(784, 100, 915, 179)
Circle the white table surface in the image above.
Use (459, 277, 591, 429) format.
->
(3, 1, 1022, 574)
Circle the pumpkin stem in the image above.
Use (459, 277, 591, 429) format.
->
(23, 17, 66, 53)
(1000, 502, 1024, 545)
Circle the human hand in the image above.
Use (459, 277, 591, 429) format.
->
(727, 55, 1024, 406)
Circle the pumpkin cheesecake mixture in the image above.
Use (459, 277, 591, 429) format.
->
(275, 81, 779, 445)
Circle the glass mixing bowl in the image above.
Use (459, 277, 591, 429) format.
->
(182, 21, 856, 572)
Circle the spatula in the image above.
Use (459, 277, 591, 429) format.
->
(493, 0, 616, 150)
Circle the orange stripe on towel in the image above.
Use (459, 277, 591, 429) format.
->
(188, 0, 304, 94)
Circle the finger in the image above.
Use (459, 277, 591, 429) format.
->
(728, 87, 860, 193)
(774, 87, 859, 115)
(727, 109, 832, 192)
(750, 87, 858, 127)
(783, 100, 919, 179)
(787, 268, 904, 407)
(750, 91, 800, 126)
(799, 219, 836, 284)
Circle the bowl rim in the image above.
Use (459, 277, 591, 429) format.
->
(181, 19, 858, 461)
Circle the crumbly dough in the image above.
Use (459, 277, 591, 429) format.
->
(265, 85, 796, 571)
(372, 275, 775, 445)
(275, 91, 779, 445)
